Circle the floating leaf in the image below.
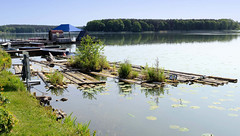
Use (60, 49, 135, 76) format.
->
(179, 127, 189, 132)
(147, 101, 157, 106)
(228, 113, 238, 117)
(150, 105, 159, 110)
(171, 104, 187, 108)
(169, 125, 180, 129)
(126, 97, 133, 100)
(219, 99, 234, 102)
(202, 133, 214, 136)
(119, 94, 124, 97)
(159, 95, 165, 98)
(213, 102, 221, 105)
(122, 92, 130, 95)
(118, 82, 125, 85)
(190, 106, 200, 109)
(99, 93, 110, 95)
(208, 105, 225, 110)
(146, 116, 157, 120)
(128, 113, 135, 118)
(122, 89, 132, 92)
(181, 99, 190, 104)
(224, 94, 234, 97)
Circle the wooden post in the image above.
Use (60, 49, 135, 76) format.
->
(22, 51, 31, 91)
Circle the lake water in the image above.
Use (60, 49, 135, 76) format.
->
(2, 31, 240, 136)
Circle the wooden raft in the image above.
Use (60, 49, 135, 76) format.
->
(109, 62, 238, 87)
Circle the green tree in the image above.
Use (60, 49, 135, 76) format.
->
(132, 21, 142, 32)
(74, 35, 105, 71)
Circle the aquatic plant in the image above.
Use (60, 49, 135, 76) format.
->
(129, 71, 139, 79)
(47, 71, 64, 86)
(142, 58, 166, 82)
(118, 61, 132, 78)
(98, 55, 110, 70)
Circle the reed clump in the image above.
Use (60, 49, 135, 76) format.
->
(47, 71, 65, 86)
(142, 58, 166, 82)
(118, 61, 139, 79)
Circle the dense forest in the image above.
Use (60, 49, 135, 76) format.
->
(0, 25, 56, 33)
(86, 19, 240, 32)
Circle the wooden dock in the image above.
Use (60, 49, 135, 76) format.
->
(6, 48, 67, 56)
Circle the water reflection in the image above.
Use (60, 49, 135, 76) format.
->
(78, 85, 105, 100)
(47, 88, 66, 96)
(92, 32, 239, 45)
(141, 87, 169, 104)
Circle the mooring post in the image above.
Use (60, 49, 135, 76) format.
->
(22, 51, 31, 91)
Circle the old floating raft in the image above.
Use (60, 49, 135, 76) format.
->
(107, 62, 237, 87)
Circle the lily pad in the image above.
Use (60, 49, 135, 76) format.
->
(208, 105, 225, 110)
(126, 97, 133, 100)
(119, 94, 125, 97)
(99, 93, 110, 95)
(147, 101, 157, 106)
(169, 125, 180, 129)
(228, 113, 238, 117)
(150, 105, 159, 110)
(201, 133, 214, 136)
(128, 113, 135, 118)
(219, 99, 234, 102)
(171, 104, 187, 108)
(190, 106, 200, 109)
(179, 127, 189, 132)
(181, 99, 190, 104)
(213, 102, 221, 105)
(118, 82, 125, 85)
(146, 116, 157, 120)
(122, 89, 132, 92)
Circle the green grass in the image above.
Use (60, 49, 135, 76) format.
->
(118, 61, 132, 79)
(46, 71, 64, 86)
(0, 70, 93, 135)
(3, 90, 78, 135)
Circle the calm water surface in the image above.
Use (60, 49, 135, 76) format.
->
(2, 31, 240, 136)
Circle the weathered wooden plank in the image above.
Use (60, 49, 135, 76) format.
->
(77, 81, 106, 85)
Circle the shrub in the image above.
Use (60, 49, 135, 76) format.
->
(0, 107, 18, 134)
(73, 35, 108, 72)
(0, 49, 11, 71)
(118, 61, 132, 79)
(47, 71, 64, 86)
(0, 92, 9, 107)
(0, 70, 25, 92)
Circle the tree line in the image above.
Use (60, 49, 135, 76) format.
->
(85, 19, 240, 32)
(0, 25, 56, 33)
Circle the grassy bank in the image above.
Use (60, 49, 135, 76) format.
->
(0, 49, 94, 135)
(4, 90, 77, 135)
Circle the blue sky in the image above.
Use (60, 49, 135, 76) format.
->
(1, 0, 239, 26)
